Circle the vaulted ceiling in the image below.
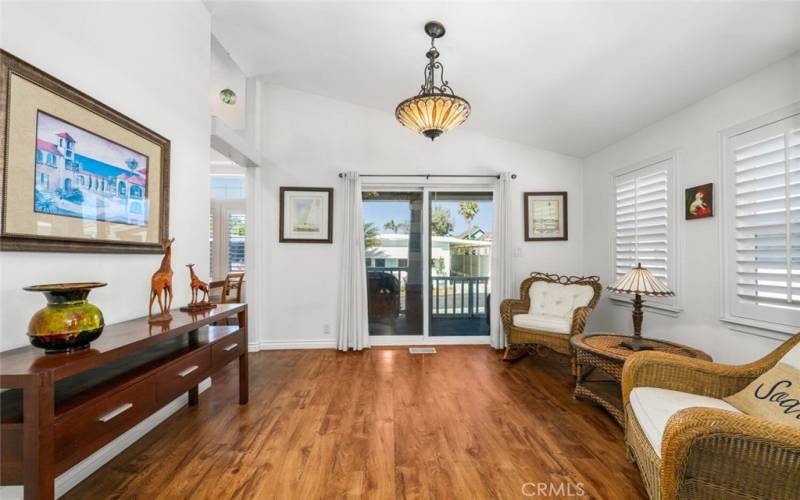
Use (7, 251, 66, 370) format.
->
(206, 1, 800, 157)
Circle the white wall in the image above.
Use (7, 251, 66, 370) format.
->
(583, 53, 800, 363)
(0, 1, 211, 350)
(211, 35, 246, 131)
(252, 84, 584, 349)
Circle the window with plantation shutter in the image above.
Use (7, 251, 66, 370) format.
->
(612, 153, 677, 309)
(210, 199, 246, 280)
(722, 107, 800, 333)
(228, 213, 246, 272)
(209, 213, 214, 278)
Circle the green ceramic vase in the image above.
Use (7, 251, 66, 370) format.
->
(24, 282, 106, 353)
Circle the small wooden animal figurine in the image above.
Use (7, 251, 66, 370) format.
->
(181, 264, 216, 312)
(187, 264, 209, 304)
(149, 237, 175, 322)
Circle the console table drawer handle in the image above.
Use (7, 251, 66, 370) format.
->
(224, 343, 238, 352)
(99, 403, 133, 423)
(178, 365, 199, 377)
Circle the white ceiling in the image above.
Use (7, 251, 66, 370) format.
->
(206, 1, 800, 158)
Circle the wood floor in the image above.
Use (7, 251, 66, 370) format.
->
(64, 347, 647, 499)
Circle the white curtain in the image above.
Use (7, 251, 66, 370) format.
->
(490, 172, 513, 349)
(337, 171, 370, 351)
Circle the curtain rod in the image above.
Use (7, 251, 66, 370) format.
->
(337, 173, 517, 179)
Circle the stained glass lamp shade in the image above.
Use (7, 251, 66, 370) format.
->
(395, 21, 470, 141)
(396, 95, 470, 141)
(607, 263, 674, 351)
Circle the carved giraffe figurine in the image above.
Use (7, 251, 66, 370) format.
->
(149, 238, 175, 318)
(186, 264, 210, 304)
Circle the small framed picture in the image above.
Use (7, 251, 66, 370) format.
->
(279, 187, 333, 243)
(524, 192, 568, 241)
(685, 183, 713, 220)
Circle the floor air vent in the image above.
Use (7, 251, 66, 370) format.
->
(409, 347, 437, 354)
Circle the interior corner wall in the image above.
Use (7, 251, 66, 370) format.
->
(0, 1, 211, 350)
(582, 53, 800, 363)
(254, 84, 585, 348)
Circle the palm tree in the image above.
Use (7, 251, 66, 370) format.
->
(363, 222, 381, 248)
(458, 201, 479, 227)
(384, 220, 398, 233)
(125, 158, 139, 173)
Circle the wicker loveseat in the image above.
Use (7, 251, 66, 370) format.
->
(500, 272, 601, 373)
(622, 333, 800, 500)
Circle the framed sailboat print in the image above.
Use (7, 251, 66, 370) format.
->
(279, 187, 333, 243)
(523, 191, 568, 241)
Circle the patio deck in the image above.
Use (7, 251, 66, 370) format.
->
(369, 315, 489, 336)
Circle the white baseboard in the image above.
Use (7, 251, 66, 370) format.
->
(249, 336, 492, 351)
(369, 335, 491, 346)
(0, 378, 212, 500)
(253, 339, 337, 350)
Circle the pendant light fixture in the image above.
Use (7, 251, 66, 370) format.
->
(395, 21, 470, 141)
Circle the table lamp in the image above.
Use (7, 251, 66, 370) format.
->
(606, 263, 674, 351)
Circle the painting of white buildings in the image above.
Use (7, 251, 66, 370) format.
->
(34, 111, 148, 225)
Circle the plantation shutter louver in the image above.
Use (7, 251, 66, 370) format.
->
(731, 117, 800, 313)
(614, 157, 674, 306)
(228, 213, 246, 272)
(209, 212, 214, 278)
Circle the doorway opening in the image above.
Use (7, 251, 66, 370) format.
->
(361, 187, 493, 342)
(209, 148, 246, 302)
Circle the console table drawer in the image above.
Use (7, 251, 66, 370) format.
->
(54, 378, 157, 472)
(156, 347, 211, 405)
(212, 329, 244, 371)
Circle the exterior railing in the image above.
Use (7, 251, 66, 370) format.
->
(366, 267, 489, 318)
(431, 276, 490, 318)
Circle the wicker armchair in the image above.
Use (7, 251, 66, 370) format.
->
(500, 272, 601, 373)
(622, 333, 800, 500)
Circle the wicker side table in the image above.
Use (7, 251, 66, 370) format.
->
(571, 333, 711, 426)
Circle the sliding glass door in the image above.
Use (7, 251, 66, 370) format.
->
(362, 188, 493, 340)
(362, 191, 424, 335)
(429, 192, 493, 336)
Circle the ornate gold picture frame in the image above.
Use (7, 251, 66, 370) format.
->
(0, 50, 170, 253)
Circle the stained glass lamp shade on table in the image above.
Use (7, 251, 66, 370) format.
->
(606, 263, 674, 351)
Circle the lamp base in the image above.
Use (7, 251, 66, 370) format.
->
(619, 338, 654, 352)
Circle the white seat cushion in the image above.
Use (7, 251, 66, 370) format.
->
(629, 387, 741, 457)
(512, 313, 571, 334)
(528, 281, 594, 319)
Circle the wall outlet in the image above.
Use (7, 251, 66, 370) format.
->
(323, 324, 331, 335)
(514, 247, 522, 257)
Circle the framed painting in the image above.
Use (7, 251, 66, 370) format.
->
(279, 187, 333, 243)
(685, 183, 713, 220)
(0, 50, 170, 253)
(524, 191, 568, 241)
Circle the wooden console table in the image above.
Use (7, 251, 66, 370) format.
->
(0, 303, 248, 499)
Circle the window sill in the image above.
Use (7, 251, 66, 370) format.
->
(720, 316, 797, 341)
(609, 296, 682, 318)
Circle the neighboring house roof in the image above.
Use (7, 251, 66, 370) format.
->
(376, 233, 490, 247)
(456, 226, 486, 240)
(56, 132, 76, 142)
(36, 139, 63, 157)
(75, 154, 133, 179)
